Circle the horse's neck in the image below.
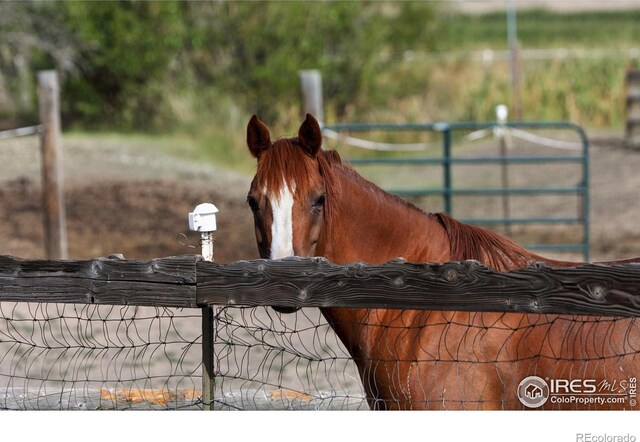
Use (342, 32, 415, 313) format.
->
(316, 168, 453, 363)
(319, 168, 450, 265)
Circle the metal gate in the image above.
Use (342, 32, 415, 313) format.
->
(322, 121, 589, 261)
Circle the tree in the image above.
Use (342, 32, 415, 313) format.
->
(182, 1, 440, 123)
(62, 1, 186, 128)
(1, 1, 441, 130)
(0, 1, 79, 123)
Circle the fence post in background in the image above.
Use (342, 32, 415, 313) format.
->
(495, 104, 512, 236)
(188, 203, 219, 411)
(299, 70, 324, 125)
(38, 70, 68, 260)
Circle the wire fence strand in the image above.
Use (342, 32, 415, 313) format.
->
(1, 300, 638, 410)
(0, 302, 203, 410)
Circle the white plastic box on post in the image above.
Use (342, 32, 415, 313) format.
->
(188, 202, 219, 262)
(188, 202, 218, 411)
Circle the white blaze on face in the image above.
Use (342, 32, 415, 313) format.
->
(268, 183, 295, 259)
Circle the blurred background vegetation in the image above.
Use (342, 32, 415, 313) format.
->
(1, 1, 639, 169)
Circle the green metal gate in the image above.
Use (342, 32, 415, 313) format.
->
(322, 121, 590, 261)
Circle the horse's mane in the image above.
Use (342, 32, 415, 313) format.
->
(435, 212, 543, 271)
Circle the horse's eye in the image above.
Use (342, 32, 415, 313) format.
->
(313, 195, 326, 208)
(247, 196, 260, 213)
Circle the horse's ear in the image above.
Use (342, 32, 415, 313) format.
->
(247, 115, 271, 159)
(298, 113, 322, 157)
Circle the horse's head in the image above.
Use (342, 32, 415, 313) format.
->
(246, 114, 331, 311)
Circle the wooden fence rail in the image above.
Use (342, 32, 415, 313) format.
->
(0, 255, 198, 307)
(1, 254, 640, 316)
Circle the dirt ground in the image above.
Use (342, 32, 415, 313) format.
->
(0, 134, 258, 263)
(0, 131, 639, 263)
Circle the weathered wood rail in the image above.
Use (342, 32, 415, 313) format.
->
(0, 255, 198, 307)
(1, 254, 640, 316)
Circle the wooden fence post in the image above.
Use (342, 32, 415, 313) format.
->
(38, 70, 68, 260)
(299, 70, 324, 125)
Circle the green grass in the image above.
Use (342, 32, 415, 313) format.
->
(178, 125, 255, 174)
(63, 128, 256, 175)
(436, 9, 640, 50)
(354, 8, 640, 128)
(306, 8, 639, 136)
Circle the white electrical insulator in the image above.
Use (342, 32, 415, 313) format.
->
(188, 203, 218, 262)
(494, 104, 510, 142)
(496, 104, 509, 124)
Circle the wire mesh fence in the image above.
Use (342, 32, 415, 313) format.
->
(0, 302, 202, 410)
(212, 307, 366, 410)
(2, 300, 639, 410)
(0, 301, 367, 410)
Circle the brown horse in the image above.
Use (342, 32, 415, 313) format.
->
(246, 113, 640, 410)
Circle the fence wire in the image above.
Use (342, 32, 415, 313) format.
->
(212, 307, 367, 410)
(0, 301, 367, 410)
(1, 301, 638, 410)
(213, 308, 639, 410)
(0, 302, 202, 410)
